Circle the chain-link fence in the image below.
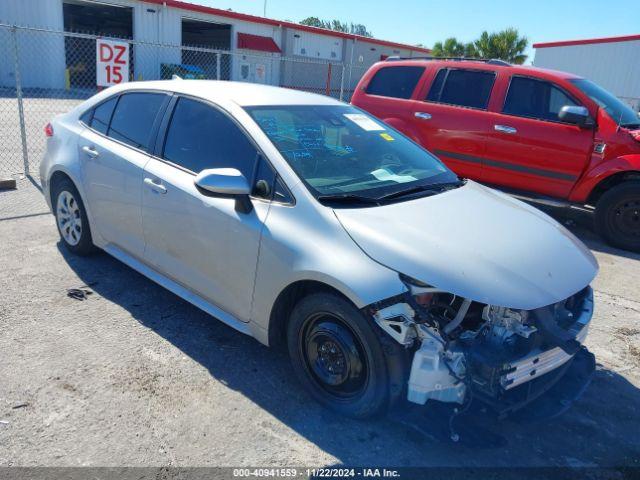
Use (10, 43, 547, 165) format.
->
(0, 23, 370, 183)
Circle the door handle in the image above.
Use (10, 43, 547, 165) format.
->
(414, 112, 432, 120)
(82, 145, 99, 158)
(494, 124, 517, 134)
(144, 177, 167, 194)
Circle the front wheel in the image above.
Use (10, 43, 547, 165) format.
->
(287, 293, 392, 418)
(595, 181, 640, 252)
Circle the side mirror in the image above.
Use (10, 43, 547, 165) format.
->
(558, 105, 593, 127)
(194, 168, 253, 213)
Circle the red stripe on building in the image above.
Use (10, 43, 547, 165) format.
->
(533, 34, 640, 49)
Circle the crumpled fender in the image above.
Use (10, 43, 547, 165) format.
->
(569, 154, 640, 203)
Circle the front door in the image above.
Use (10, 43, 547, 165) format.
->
(79, 92, 169, 257)
(483, 76, 594, 198)
(141, 97, 269, 322)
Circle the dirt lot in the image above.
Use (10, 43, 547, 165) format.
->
(0, 180, 639, 470)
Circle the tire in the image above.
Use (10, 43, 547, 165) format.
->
(595, 181, 640, 252)
(51, 177, 97, 256)
(287, 292, 393, 418)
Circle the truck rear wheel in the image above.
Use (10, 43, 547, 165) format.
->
(595, 181, 640, 252)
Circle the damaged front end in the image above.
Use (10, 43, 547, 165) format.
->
(369, 275, 596, 417)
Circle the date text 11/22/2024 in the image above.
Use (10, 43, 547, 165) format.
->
(232, 468, 401, 478)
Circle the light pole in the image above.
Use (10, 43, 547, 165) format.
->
(263, 0, 267, 17)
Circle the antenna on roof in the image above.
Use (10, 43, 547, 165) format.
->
(171, 74, 183, 80)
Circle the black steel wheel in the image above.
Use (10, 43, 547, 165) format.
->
(287, 292, 394, 418)
(301, 313, 369, 399)
(595, 181, 640, 252)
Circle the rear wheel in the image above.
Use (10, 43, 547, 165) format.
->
(287, 293, 392, 418)
(52, 178, 97, 256)
(595, 181, 640, 252)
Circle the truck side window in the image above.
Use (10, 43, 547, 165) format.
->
(365, 66, 425, 99)
(425, 69, 495, 109)
(503, 77, 579, 123)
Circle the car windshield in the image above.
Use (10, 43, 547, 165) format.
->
(244, 105, 458, 201)
(570, 78, 640, 128)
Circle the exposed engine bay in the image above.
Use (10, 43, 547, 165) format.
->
(370, 276, 594, 414)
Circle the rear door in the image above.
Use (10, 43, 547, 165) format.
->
(78, 91, 169, 257)
(483, 75, 594, 198)
(353, 65, 426, 141)
(412, 67, 496, 180)
(141, 96, 270, 322)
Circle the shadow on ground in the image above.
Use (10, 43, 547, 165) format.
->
(56, 236, 640, 468)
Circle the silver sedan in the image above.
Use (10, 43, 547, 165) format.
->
(40, 80, 598, 419)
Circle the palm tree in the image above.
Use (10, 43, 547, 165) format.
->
(431, 37, 465, 57)
(431, 37, 479, 58)
(473, 28, 528, 64)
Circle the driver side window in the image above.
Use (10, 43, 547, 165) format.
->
(503, 76, 579, 123)
(162, 97, 257, 177)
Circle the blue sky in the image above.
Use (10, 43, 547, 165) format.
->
(193, 0, 636, 63)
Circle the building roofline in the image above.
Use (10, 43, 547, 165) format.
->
(533, 34, 640, 49)
(143, 0, 431, 54)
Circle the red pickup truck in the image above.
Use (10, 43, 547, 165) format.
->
(351, 58, 640, 251)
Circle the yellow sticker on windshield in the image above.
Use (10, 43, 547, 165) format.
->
(380, 133, 394, 141)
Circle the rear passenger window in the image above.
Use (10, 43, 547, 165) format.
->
(365, 66, 425, 99)
(503, 76, 579, 122)
(426, 69, 495, 109)
(89, 97, 117, 135)
(108, 93, 166, 150)
(163, 97, 257, 176)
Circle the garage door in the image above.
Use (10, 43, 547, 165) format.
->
(63, 0, 133, 88)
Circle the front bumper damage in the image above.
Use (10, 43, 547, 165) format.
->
(371, 285, 595, 417)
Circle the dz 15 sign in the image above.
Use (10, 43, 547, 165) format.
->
(96, 39, 129, 87)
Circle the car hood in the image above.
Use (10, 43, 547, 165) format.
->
(333, 181, 598, 310)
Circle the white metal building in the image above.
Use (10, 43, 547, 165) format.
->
(0, 0, 430, 93)
(533, 34, 640, 111)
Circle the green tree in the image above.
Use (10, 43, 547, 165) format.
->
(431, 37, 464, 57)
(473, 28, 528, 64)
(299, 17, 373, 37)
(300, 16, 324, 28)
(431, 37, 477, 58)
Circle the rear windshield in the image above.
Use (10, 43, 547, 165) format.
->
(244, 104, 456, 199)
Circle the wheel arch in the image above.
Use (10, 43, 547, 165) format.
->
(267, 279, 356, 349)
(48, 169, 79, 206)
(47, 167, 103, 247)
(587, 170, 640, 205)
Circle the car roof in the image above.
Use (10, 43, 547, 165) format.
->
(375, 58, 582, 80)
(107, 80, 345, 107)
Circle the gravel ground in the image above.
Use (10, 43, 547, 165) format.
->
(0, 181, 639, 470)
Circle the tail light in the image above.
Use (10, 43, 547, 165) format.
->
(631, 130, 640, 143)
(44, 123, 54, 137)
